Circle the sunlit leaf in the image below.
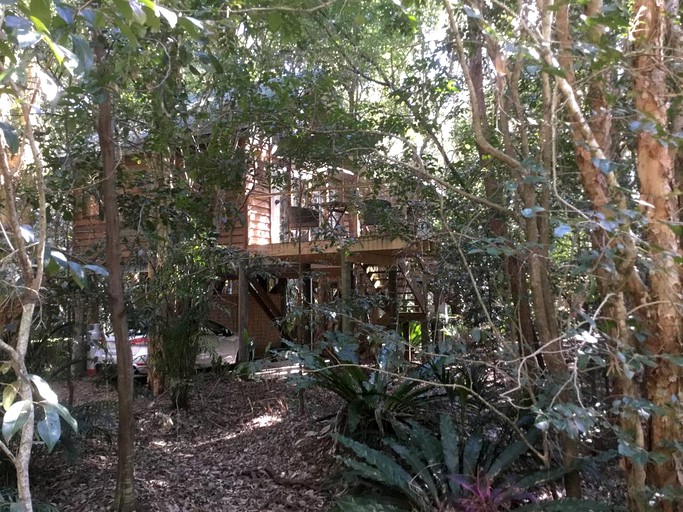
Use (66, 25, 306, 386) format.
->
(84, 264, 109, 277)
(554, 224, 572, 238)
(2, 400, 32, 443)
(129, 0, 147, 25)
(44, 36, 79, 74)
(29, 0, 51, 31)
(463, 5, 482, 18)
(19, 224, 35, 243)
(157, 5, 178, 28)
(30, 374, 58, 404)
(68, 261, 86, 289)
(521, 206, 545, 218)
(2, 381, 19, 411)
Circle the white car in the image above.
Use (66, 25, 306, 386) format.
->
(87, 322, 240, 376)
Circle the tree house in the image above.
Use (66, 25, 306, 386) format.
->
(72, 146, 436, 357)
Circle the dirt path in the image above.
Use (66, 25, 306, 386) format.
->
(31, 374, 342, 511)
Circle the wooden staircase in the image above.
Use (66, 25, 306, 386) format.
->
(360, 258, 428, 322)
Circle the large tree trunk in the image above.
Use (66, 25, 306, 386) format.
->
(95, 42, 136, 512)
(632, 2, 683, 509)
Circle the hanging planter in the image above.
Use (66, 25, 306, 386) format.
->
(288, 206, 319, 227)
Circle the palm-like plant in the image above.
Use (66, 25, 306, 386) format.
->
(332, 415, 607, 512)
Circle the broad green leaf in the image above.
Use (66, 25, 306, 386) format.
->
(68, 261, 86, 289)
(157, 5, 177, 28)
(29, 0, 51, 30)
(0, 122, 19, 154)
(129, 0, 146, 25)
(44, 36, 78, 74)
(554, 224, 572, 237)
(521, 206, 546, 218)
(36, 407, 61, 452)
(70, 35, 93, 74)
(440, 415, 461, 497)
(462, 433, 482, 478)
(267, 12, 283, 32)
(55, 2, 76, 24)
(49, 402, 77, 433)
(141, 5, 160, 32)
(2, 381, 18, 411)
(177, 15, 203, 37)
(487, 436, 535, 478)
(45, 257, 60, 276)
(2, 400, 32, 443)
(49, 250, 68, 268)
(114, 18, 138, 48)
(463, 5, 482, 18)
(30, 374, 58, 404)
(84, 264, 109, 277)
(113, 0, 133, 20)
(29, 16, 49, 34)
(19, 225, 35, 243)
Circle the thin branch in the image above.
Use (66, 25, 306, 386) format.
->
(0, 134, 33, 286)
(229, 0, 336, 15)
(441, 0, 524, 172)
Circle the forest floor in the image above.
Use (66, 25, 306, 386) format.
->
(31, 370, 343, 512)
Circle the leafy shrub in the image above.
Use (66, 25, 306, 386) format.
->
(333, 414, 597, 512)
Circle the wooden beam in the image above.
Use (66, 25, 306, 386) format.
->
(340, 251, 352, 335)
(238, 262, 250, 363)
(248, 236, 413, 261)
(388, 267, 398, 330)
(398, 260, 427, 312)
(248, 280, 282, 320)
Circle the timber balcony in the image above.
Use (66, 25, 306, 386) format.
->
(236, 184, 435, 266)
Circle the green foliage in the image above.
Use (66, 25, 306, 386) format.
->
(142, 239, 239, 407)
(59, 400, 117, 461)
(0, 377, 77, 453)
(335, 415, 582, 512)
(297, 347, 436, 437)
(0, 487, 59, 512)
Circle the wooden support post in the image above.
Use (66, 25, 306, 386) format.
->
(388, 266, 398, 330)
(341, 252, 352, 335)
(238, 260, 250, 363)
(300, 263, 312, 348)
(402, 321, 411, 361)
(421, 319, 430, 349)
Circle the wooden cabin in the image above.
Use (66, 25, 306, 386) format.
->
(72, 141, 436, 357)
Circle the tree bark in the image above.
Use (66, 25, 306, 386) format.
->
(632, 2, 683, 509)
(95, 40, 136, 512)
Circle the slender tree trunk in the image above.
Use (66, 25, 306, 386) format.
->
(95, 41, 136, 512)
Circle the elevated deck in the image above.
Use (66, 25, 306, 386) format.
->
(247, 236, 433, 265)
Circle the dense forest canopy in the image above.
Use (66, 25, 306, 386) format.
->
(0, 0, 681, 510)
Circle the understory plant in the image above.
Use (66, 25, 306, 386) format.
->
(332, 414, 608, 512)
(292, 334, 440, 438)
(144, 239, 237, 407)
